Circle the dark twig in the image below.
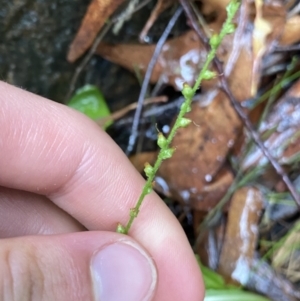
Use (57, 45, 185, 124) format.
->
(275, 44, 300, 52)
(179, 0, 300, 206)
(126, 6, 183, 155)
(64, 22, 112, 102)
(64, 0, 153, 103)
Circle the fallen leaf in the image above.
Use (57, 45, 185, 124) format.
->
(129, 151, 157, 173)
(217, 187, 264, 284)
(96, 30, 209, 90)
(156, 166, 234, 210)
(96, 1, 256, 96)
(252, 0, 286, 95)
(157, 90, 239, 209)
(199, 0, 230, 26)
(67, 0, 125, 62)
(280, 15, 300, 46)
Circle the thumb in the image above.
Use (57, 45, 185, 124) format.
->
(0, 232, 157, 301)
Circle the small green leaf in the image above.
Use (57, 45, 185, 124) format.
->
(201, 264, 230, 290)
(205, 290, 270, 301)
(67, 85, 112, 129)
(196, 256, 238, 290)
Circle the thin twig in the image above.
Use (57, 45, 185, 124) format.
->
(275, 44, 300, 52)
(114, 96, 184, 126)
(64, 0, 153, 103)
(64, 22, 113, 102)
(125, 6, 183, 155)
(287, 2, 300, 18)
(179, 0, 300, 206)
(113, 0, 140, 35)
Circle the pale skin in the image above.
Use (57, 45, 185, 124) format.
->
(0, 81, 204, 301)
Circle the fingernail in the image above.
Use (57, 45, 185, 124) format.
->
(91, 240, 157, 301)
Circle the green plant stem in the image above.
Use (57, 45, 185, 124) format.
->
(117, 0, 240, 235)
(123, 155, 165, 233)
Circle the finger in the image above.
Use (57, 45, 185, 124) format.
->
(0, 187, 85, 238)
(0, 81, 204, 301)
(0, 232, 157, 301)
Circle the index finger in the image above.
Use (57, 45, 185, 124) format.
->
(0, 81, 204, 301)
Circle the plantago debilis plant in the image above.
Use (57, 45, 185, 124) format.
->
(117, 0, 241, 235)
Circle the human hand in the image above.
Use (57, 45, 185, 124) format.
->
(0, 81, 204, 301)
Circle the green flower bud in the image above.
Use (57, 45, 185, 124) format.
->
(157, 132, 168, 148)
(226, 23, 236, 34)
(161, 148, 175, 160)
(202, 70, 217, 80)
(130, 208, 139, 217)
(146, 186, 152, 194)
(144, 163, 154, 178)
(116, 223, 126, 234)
(178, 117, 192, 128)
(181, 102, 191, 113)
(182, 83, 194, 100)
(209, 34, 220, 48)
(226, 1, 240, 18)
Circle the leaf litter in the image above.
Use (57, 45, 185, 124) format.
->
(67, 0, 300, 299)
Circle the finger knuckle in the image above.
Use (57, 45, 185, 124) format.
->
(0, 243, 45, 301)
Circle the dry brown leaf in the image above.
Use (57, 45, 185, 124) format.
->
(200, 0, 230, 26)
(155, 165, 233, 210)
(96, 3, 256, 96)
(67, 0, 125, 62)
(156, 90, 239, 209)
(96, 30, 209, 90)
(96, 25, 253, 93)
(280, 15, 300, 46)
(217, 187, 264, 284)
(221, 25, 253, 100)
(252, 0, 286, 95)
(130, 151, 157, 173)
